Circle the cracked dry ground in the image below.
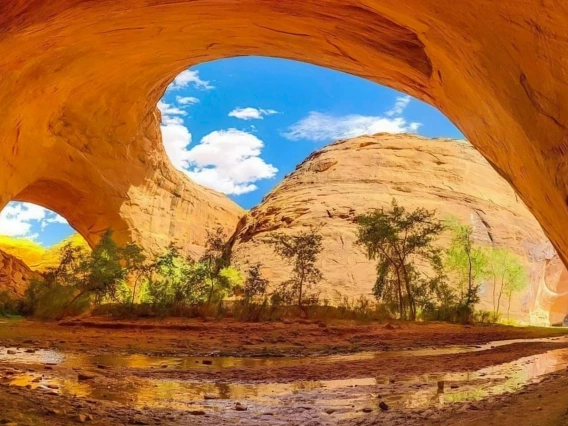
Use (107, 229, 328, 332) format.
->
(1, 318, 568, 425)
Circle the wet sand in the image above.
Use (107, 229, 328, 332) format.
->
(0, 318, 567, 425)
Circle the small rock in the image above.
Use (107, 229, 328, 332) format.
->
(362, 408, 373, 413)
(129, 417, 149, 425)
(77, 414, 88, 423)
(201, 360, 213, 365)
(235, 402, 247, 411)
(204, 394, 219, 400)
(324, 408, 336, 415)
(450, 384, 459, 389)
(78, 373, 96, 381)
(188, 410, 205, 416)
(46, 408, 62, 415)
(379, 401, 389, 411)
(6, 350, 16, 355)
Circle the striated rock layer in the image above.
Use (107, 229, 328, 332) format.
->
(230, 134, 568, 325)
(0, 249, 39, 297)
(0, 1, 568, 275)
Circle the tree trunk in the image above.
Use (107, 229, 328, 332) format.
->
(496, 276, 505, 317)
(207, 259, 215, 304)
(467, 252, 473, 304)
(492, 275, 497, 315)
(400, 264, 416, 320)
(394, 266, 406, 320)
(63, 288, 90, 318)
(131, 274, 141, 305)
(298, 269, 304, 309)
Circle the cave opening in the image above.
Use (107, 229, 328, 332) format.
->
(154, 56, 567, 328)
(1, 2, 568, 423)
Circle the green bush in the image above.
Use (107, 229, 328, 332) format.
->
(28, 284, 91, 320)
(0, 291, 20, 317)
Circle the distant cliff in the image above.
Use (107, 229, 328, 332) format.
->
(230, 134, 567, 325)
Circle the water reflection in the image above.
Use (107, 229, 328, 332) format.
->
(2, 335, 566, 370)
(2, 338, 568, 415)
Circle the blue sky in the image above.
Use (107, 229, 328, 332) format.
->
(0, 56, 462, 247)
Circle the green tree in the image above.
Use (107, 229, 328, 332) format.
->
(504, 262, 528, 320)
(64, 230, 127, 313)
(145, 244, 200, 312)
(444, 216, 488, 316)
(200, 227, 230, 303)
(43, 243, 88, 286)
(356, 200, 445, 320)
(486, 248, 528, 319)
(242, 263, 269, 301)
(144, 242, 243, 314)
(120, 242, 152, 305)
(263, 226, 323, 312)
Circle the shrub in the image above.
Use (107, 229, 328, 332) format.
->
(263, 226, 324, 315)
(0, 291, 19, 317)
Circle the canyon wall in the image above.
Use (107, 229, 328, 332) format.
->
(0, 1, 568, 273)
(230, 134, 568, 325)
(0, 250, 39, 298)
(0, 234, 89, 273)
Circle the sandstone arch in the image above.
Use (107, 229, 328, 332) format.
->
(1, 1, 567, 264)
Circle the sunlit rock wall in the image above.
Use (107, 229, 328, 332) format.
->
(230, 134, 567, 325)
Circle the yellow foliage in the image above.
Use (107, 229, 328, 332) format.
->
(0, 234, 90, 271)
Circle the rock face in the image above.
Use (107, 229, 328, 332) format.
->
(0, 249, 39, 297)
(230, 134, 568, 325)
(0, 1, 568, 272)
(8, 108, 245, 257)
(0, 234, 90, 272)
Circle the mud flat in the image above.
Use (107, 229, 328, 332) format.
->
(0, 319, 568, 425)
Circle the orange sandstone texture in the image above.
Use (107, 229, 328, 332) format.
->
(230, 134, 568, 325)
(0, 249, 39, 297)
(0, 2, 567, 303)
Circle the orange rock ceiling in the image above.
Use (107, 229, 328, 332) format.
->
(1, 1, 567, 266)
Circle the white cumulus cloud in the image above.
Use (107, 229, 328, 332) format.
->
(283, 95, 421, 142)
(186, 129, 278, 195)
(0, 202, 68, 240)
(386, 95, 411, 117)
(159, 101, 193, 170)
(159, 97, 277, 195)
(169, 70, 214, 91)
(176, 96, 200, 105)
(228, 107, 279, 120)
(157, 101, 186, 118)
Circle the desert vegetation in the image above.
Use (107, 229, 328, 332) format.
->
(0, 199, 528, 324)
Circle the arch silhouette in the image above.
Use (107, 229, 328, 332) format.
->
(0, 1, 567, 266)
